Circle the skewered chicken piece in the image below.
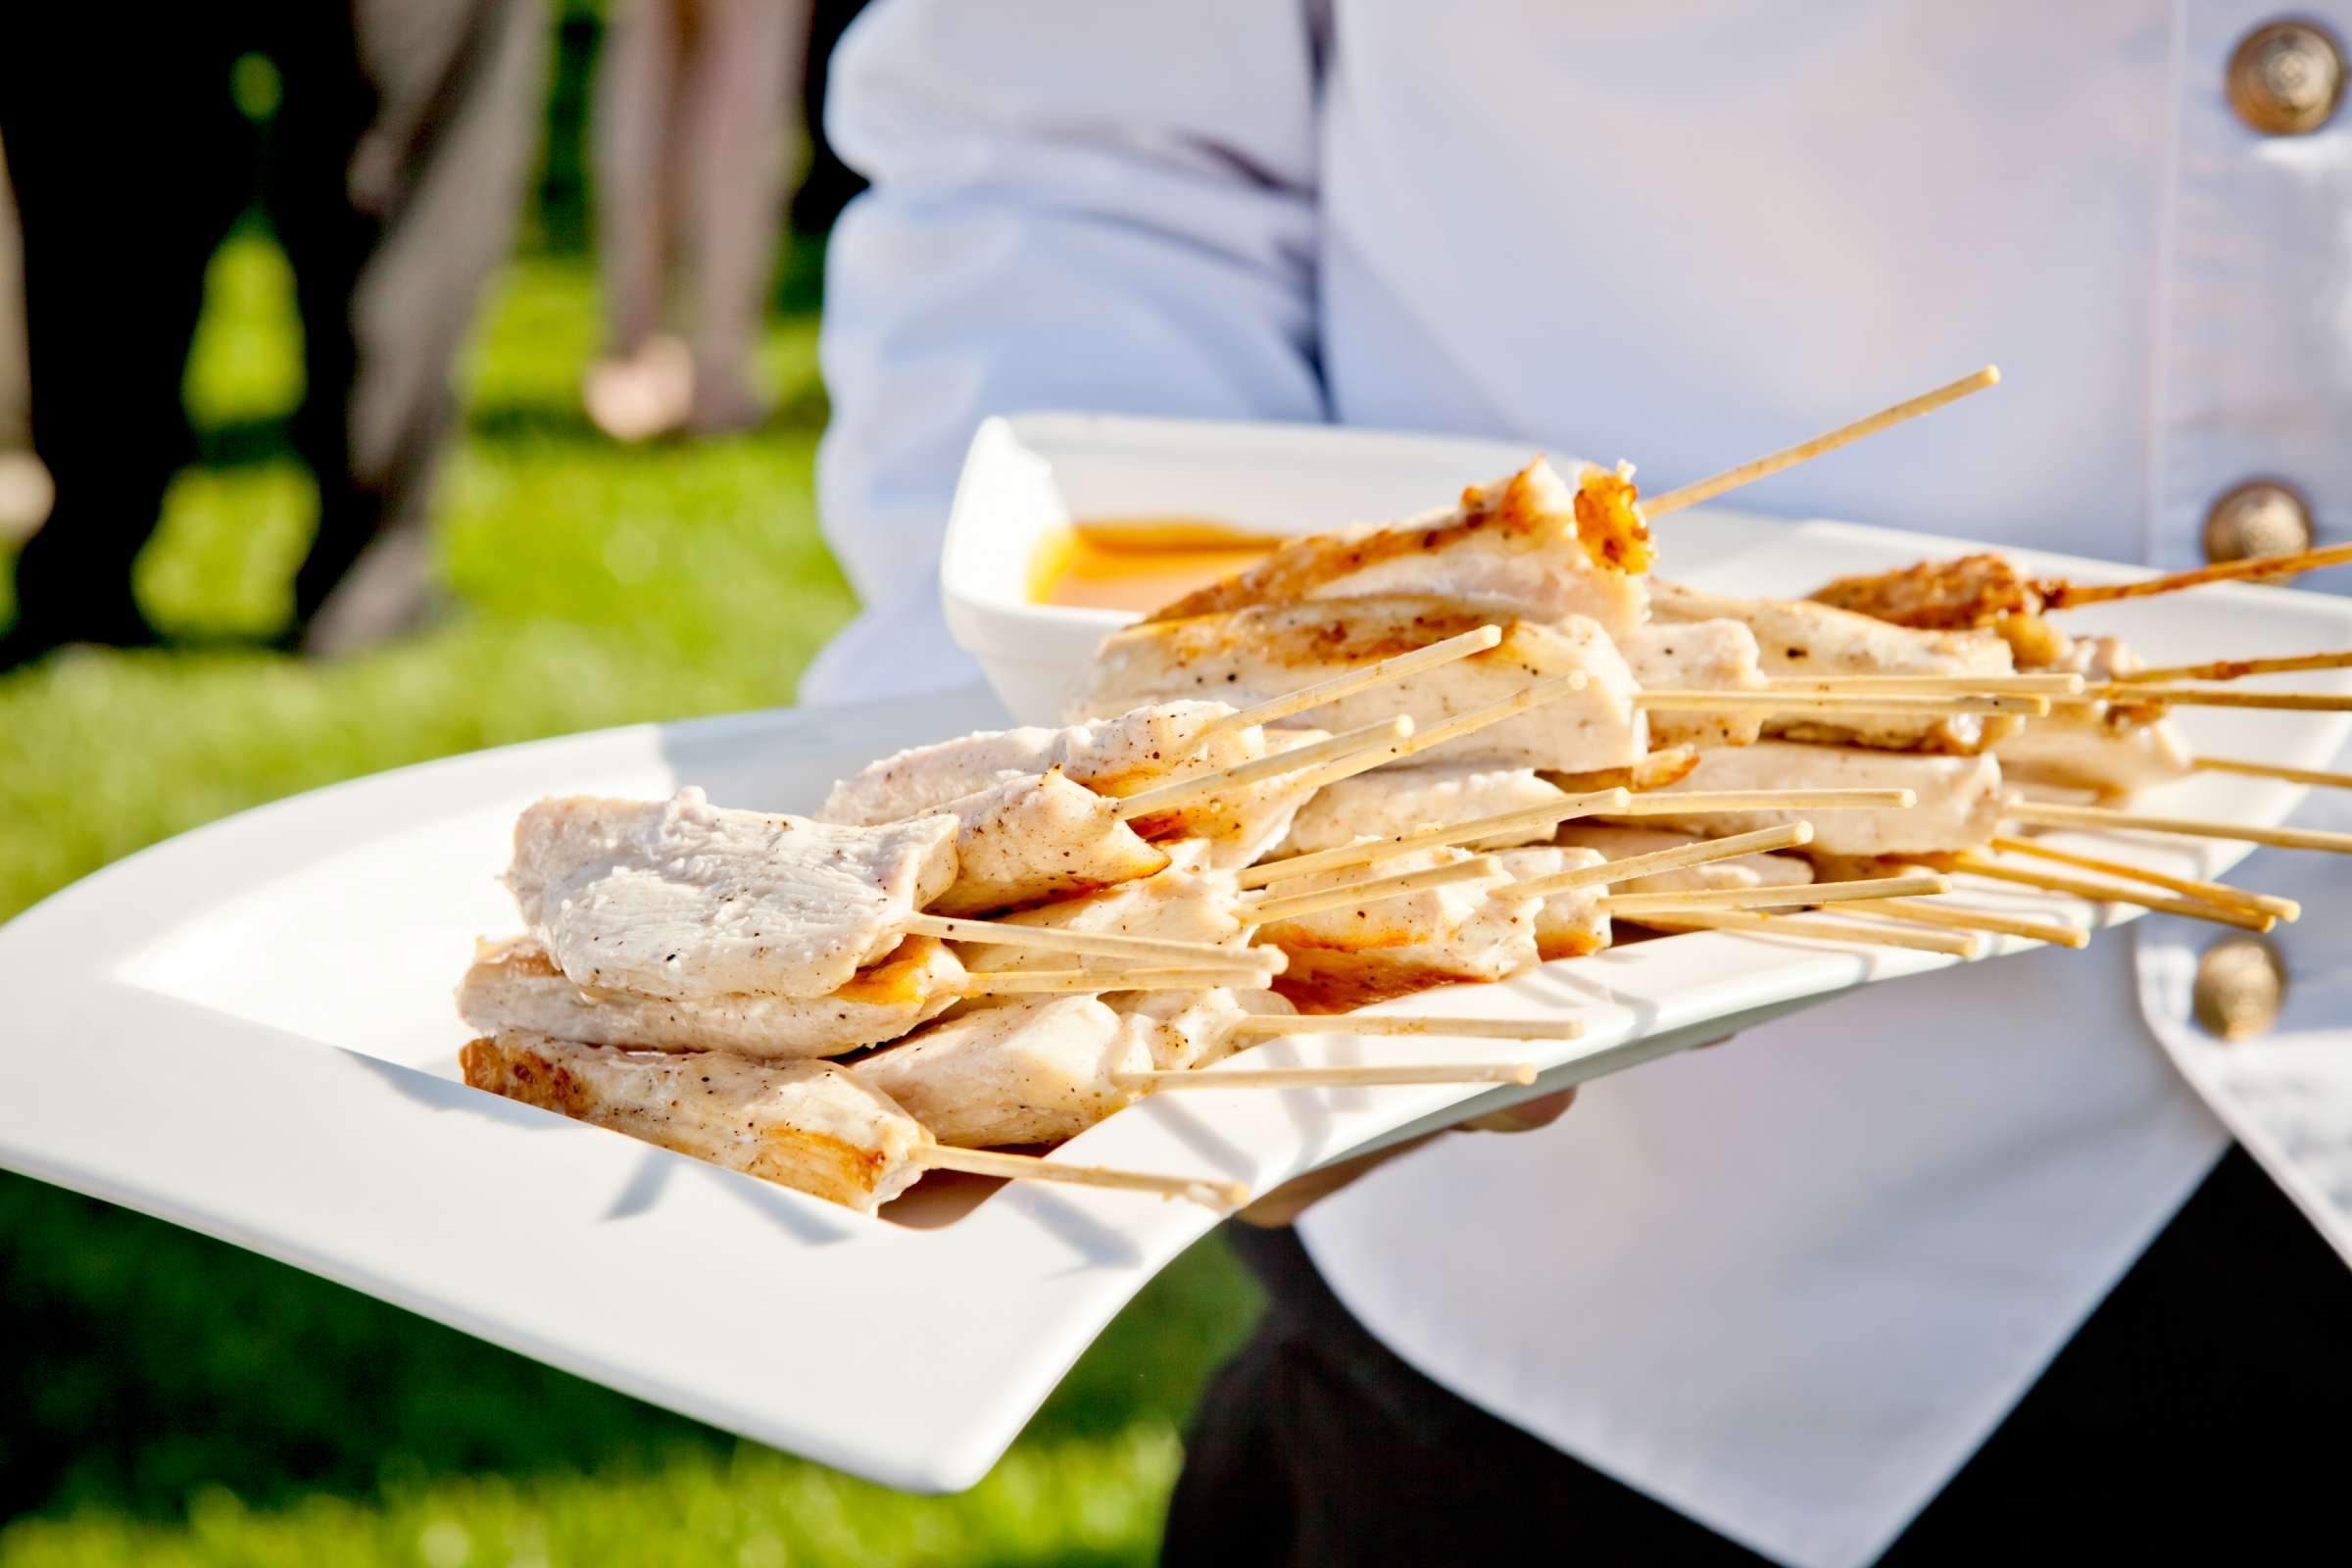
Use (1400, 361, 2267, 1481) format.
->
(1649, 582, 2023, 753)
(1490, 846, 1613, 957)
(1494, 836, 1920, 963)
(1612, 742, 2003, 858)
(1083, 598, 1648, 775)
(1551, 824, 1818, 895)
(1811, 553, 2046, 634)
(851, 983, 1514, 1145)
(1620, 620, 1772, 747)
(463, 1033, 936, 1213)
(845, 986, 1251, 1147)
(509, 787, 1260, 1005)
(1250, 847, 1542, 1010)
(1111, 984, 1293, 1071)
(1992, 633, 2199, 797)
(509, 789, 959, 1002)
(1275, 764, 1574, 857)
(821, 700, 1250, 825)
(918, 768, 1171, 916)
(1808, 545, 2352, 699)
(1145, 458, 1650, 638)
(1994, 713, 2194, 799)
(459, 934, 970, 1060)
(1799, 558, 2214, 795)
(826, 703, 1330, 870)
(954, 845, 1254, 975)
(1812, 543, 2352, 632)
(461, 1031, 1242, 1211)
(851, 996, 1151, 1149)
(459, 928, 1258, 1062)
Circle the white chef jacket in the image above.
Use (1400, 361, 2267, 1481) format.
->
(808, 4, 2352, 1564)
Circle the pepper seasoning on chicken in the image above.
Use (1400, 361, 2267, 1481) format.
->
(1805, 554, 2193, 796)
(821, 699, 1319, 867)
(1145, 457, 1650, 639)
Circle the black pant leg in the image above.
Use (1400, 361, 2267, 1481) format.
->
(0, 17, 250, 646)
(263, 0, 544, 631)
(1169, 1149, 2352, 1565)
(1164, 1223, 1771, 1568)
(257, 0, 378, 626)
(1881, 1146, 2352, 1563)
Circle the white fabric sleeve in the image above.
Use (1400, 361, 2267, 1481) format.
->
(807, 0, 1329, 704)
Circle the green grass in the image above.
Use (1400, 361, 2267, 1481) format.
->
(0, 230, 1261, 1563)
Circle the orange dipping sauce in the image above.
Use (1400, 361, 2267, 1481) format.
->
(1030, 518, 1283, 612)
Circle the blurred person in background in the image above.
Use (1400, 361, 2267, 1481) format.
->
(0, 1, 545, 671)
(584, 0, 806, 442)
(0, 138, 51, 546)
(812, 3, 2352, 1563)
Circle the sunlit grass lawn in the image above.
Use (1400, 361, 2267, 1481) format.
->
(0, 234, 1259, 1565)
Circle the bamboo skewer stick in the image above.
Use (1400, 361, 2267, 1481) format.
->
(914, 1145, 1248, 1208)
(1643, 367, 2001, 518)
(1612, 787, 1917, 814)
(1110, 715, 1413, 818)
(1600, 872, 1947, 915)
(904, 913, 1285, 971)
(2193, 755, 2352, 791)
(1944, 854, 2274, 932)
(1194, 626, 1504, 740)
(2081, 684, 2352, 713)
(1113, 1063, 1539, 1091)
(1228, 1014, 1586, 1041)
(1513, 823, 1815, 898)
(1639, 690, 2049, 716)
(1246, 856, 1506, 924)
(2119, 650, 2352, 684)
(1838, 897, 2090, 950)
(1278, 672, 1592, 795)
(1985, 834, 2299, 921)
(1763, 672, 2087, 695)
(1235, 788, 1635, 890)
(2004, 799, 2352, 856)
(1630, 907, 1982, 957)
(956, 967, 1277, 996)
(2041, 541, 2352, 608)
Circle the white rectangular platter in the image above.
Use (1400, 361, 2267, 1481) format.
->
(2, 415, 2347, 1494)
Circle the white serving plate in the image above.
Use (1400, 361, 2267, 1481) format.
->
(5, 416, 2349, 1495)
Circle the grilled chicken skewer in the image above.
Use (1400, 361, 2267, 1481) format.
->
(1248, 847, 1544, 1008)
(918, 769, 1172, 915)
(1813, 543, 2352, 631)
(1808, 553, 2352, 797)
(1275, 766, 1614, 858)
(1144, 457, 1652, 637)
(458, 935, 1270, 1061)
(1605, 743, 2002, 858)
(900, 717, 1415, 914)
(821, 699, 1317, 867)
(509, 789, 960, 1003)
(949, 845, 1257, 976)
(460, 1032, 1244, 1213)
(851, 989, 1552, 1147)
(1550, 823, 1820, 896)
(459, 935, 973, 1059)
(508, 789, 1263, 1008)
(1647, 583, 2027, 753)
(1085, 598, 1643, 774)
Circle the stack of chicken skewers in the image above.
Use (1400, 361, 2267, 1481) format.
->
(458, 369, 2352, 1216)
